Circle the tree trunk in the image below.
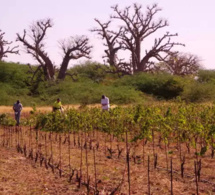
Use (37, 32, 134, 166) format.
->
(37, 50, 55, 80)
(58, 56, 70, 80)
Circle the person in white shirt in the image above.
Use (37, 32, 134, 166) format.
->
(101, 95, 110, 111)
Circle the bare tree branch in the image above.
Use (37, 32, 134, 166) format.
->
(91, 19, 124, 67)
(0, 29, 19, 61)
(16, 18, 55, 80)
(139, 32, 185, 71)
(108, 3, 184, 73)
(58, 35, 92, 79)
(65, 72, 78, 81)
(91, 19, 131, 75)
(160, 52, 201, 75)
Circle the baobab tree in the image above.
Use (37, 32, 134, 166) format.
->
(17, 19, 55, 80)
(17, 18, 92, 80)
(58, 36, 92, 79)
(93, 3, 184, 74)
(0, 29, 19, 61)
(91, 19, 132, 75)
(160, 52, 201, 75)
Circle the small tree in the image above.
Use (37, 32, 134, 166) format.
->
(0, 29, 19, 61)
(160, 52, 201, 76)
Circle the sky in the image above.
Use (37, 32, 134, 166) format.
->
(1, 0, 215, 69)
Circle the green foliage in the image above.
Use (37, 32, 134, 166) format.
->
(43, 80, 143, 105)
(0, 61, 29, 87)
(0, 61, 32, 105)
(2, 61, 215, 105)
(115, 73, 186, 100)
(197, 69, 215, 83)
(68, 61, 116, 83)
(182, 82, 215, 102)
(0, 113, 16, 126)
(3, 103, 215, 160)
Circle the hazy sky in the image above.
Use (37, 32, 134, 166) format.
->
(1, 0, 215, 69)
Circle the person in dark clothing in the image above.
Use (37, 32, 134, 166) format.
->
(13, 100, 23, 126)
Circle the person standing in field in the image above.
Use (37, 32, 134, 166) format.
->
(53, 98, 63, 113)
(101, 95, 110, 111)
(13, 100, 23, 126)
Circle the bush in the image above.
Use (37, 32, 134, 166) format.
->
(0, 61, 29, 88)
(197, 69, 215, 83)
(43, 80, 144, 105)
(182, 82, 215, 102)
(115, 73, 186, 100)
(0, 113, 16, 126)
(68, 61, 114, 83)
(2, 61, 215, 105)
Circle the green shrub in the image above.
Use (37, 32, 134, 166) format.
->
(197, 69, 215, 83)
(43, 80, 144, 105)
(115, 73, 186, 100)
(2, 61, 215, 105)
(0, 61, 29, 87)
(0, 113, 16, 126)
(67, 61, 113, 83)
(182, 82, 215, 102)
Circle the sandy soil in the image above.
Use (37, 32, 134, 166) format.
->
(1, 127, 215, 195)
(0, 104, 108, 114)
(0, 147, 89, 195)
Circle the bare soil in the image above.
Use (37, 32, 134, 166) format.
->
(1, 126, 215, 194)
(0, 147, 88, 195)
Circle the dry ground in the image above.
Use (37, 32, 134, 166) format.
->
(1, 105, 215, 194)
(0, 105, 95, 114)
(1, 127, 215, 195)
(0, 147, 88, 195)
(0, 104, 118, 114)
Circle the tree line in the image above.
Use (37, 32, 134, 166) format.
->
(0, 3, 201, 81)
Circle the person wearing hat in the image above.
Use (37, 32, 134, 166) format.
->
(13, 100, 23, 126)
(53, 98, 63, 112)
(101, 95, 110, 111)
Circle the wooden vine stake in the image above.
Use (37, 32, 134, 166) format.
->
(194, 161, 199, 195)
(85, 131, 90, 194)
(170, 158, 173, 195)
(59, 133, 62, 177)
(125, 126, 131, 195)
(181, 156, 185, 178)
(148, 155, 151, 195)
(68, 132, 71, 174)
(78, 132, 83, 188)
(93, 148, 98, 194)
(142, 139, 145, 163)
(165, 141, 169, 170)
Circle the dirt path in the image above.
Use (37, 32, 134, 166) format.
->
(0, 147, 85, 195)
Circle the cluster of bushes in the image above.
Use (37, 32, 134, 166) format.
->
(1, 61, 215, 106)
(0, 113, 15, 126)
